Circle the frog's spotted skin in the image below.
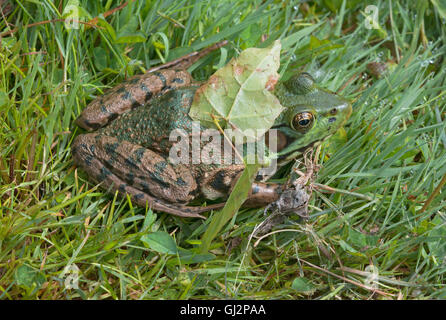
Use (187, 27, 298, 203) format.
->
(73, 48, 352, 217)
(73, 133, 205, 218)
(98, 87, 198, 154)
(72, 88, 281, 217)
(76, 69, 192, 131)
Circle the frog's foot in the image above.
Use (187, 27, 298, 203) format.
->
(264, 187, 310, 216)
(253, 187, 310, 236)
(72, 133, 223, 218)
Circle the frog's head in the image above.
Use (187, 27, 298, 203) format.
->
(273, 72, 352, 161)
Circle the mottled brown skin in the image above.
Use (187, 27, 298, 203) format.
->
(73, 44, 351, 218)
(75, 70, 193, 132)
(73, 69, 281, 218)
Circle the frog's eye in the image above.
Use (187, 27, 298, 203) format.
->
(292, 112, 314, 132)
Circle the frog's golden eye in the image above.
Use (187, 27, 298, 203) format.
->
(292, 112, 314, 132)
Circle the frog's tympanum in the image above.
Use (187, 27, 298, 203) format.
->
(72, 46, 351, 218)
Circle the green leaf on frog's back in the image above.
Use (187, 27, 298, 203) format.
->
(189, 40, 283, 140)
(15, 264, 46, 289)
(93, 47, 107, 71)
(141, 231, 178, 255)
(200, 162, 261, 253)
(291, 277, 316, 294)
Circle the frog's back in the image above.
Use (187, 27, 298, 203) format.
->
(99, 86, 199, 152)
(76, 69, 194, 131)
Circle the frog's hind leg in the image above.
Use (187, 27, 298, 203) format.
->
(72, 133, 224, 218)
(200, 168, 283, 208)
(75, 69, 193, 132)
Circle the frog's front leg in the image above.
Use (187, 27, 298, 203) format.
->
(76, 69, 193, 131)
(72, 133, 225, 218)
(200, 168, 283, 207)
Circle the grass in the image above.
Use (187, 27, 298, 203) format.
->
(0, 0, 445, 299)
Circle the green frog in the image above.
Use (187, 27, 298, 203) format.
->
(72, 44, 351, 218)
